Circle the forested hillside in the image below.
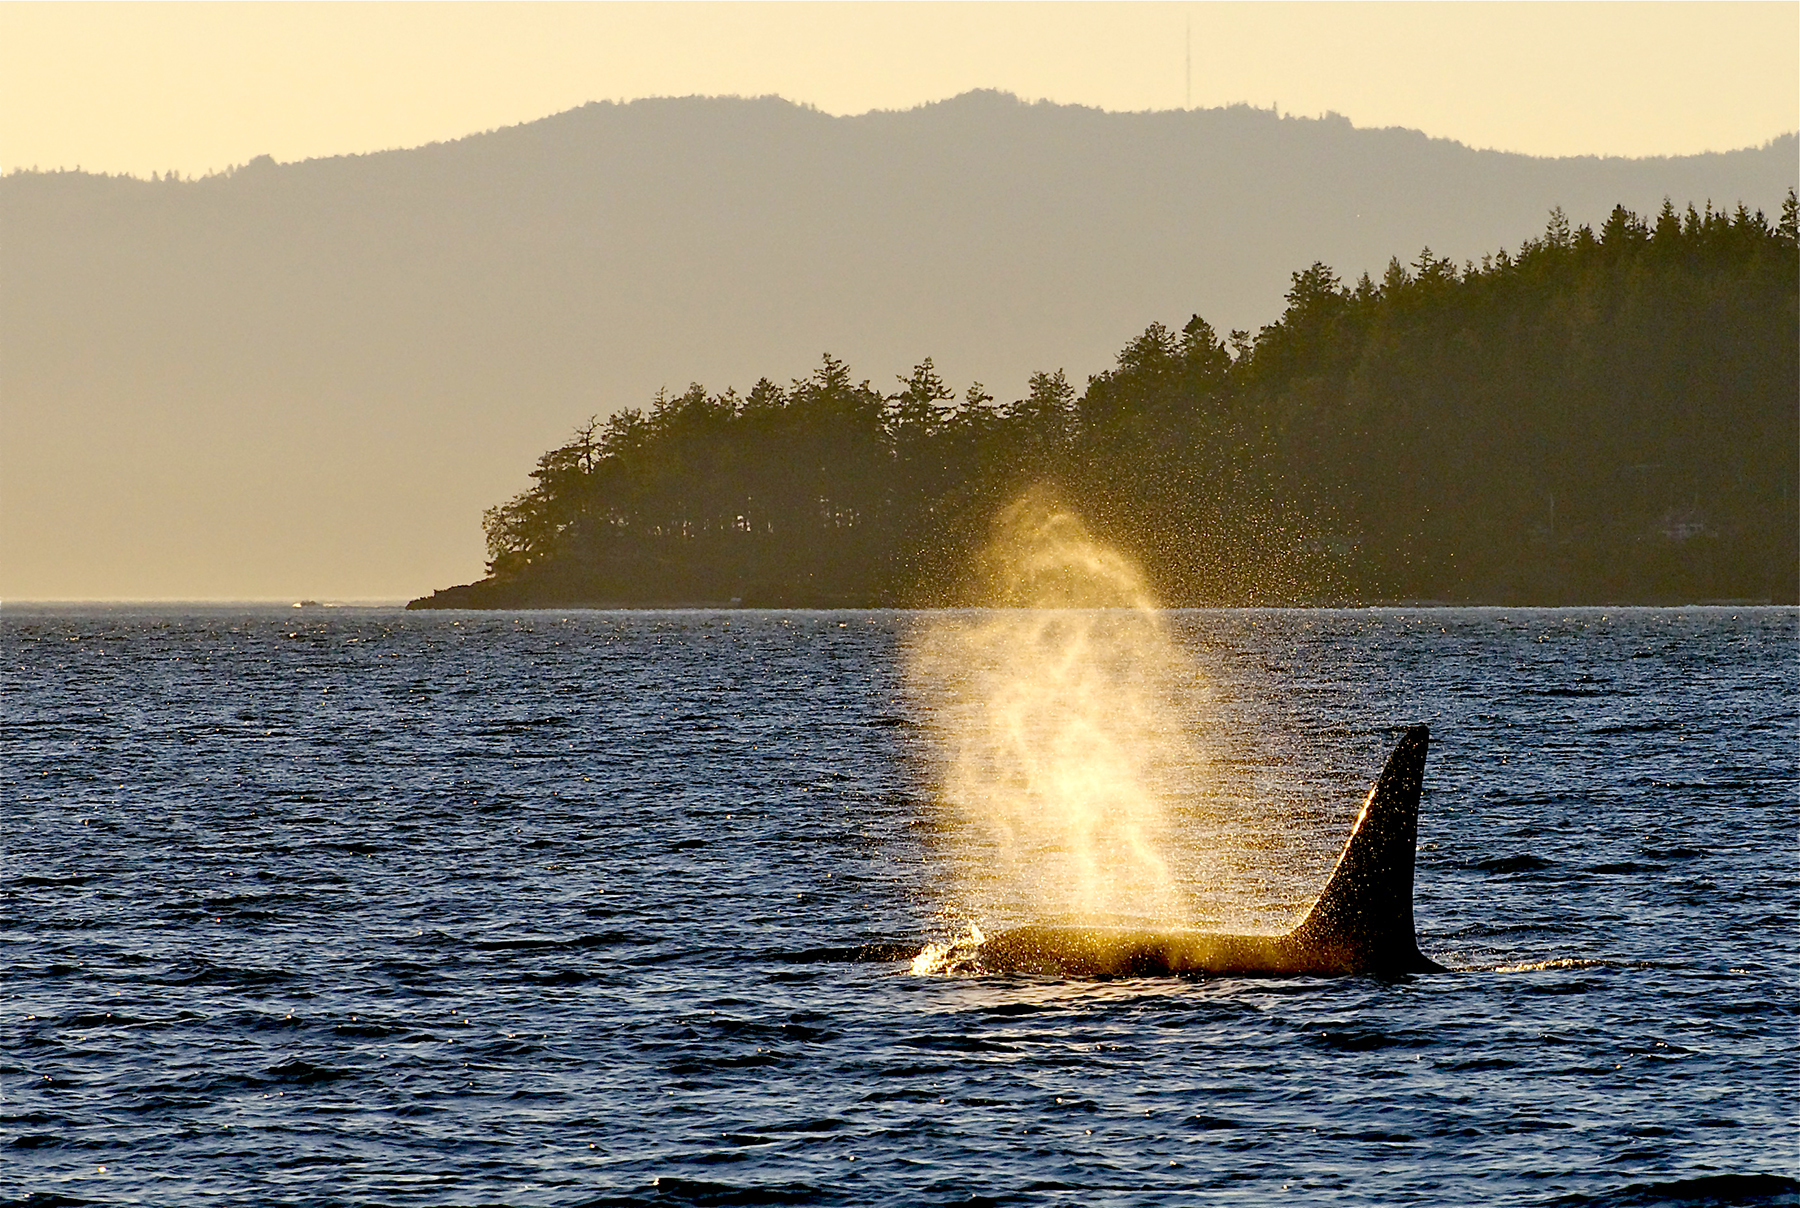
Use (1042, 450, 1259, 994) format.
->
(412, 195, 1799, 608)
(8, 91, 1793, 600)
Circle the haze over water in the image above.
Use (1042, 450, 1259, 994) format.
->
(6, 603, 1794, 1205)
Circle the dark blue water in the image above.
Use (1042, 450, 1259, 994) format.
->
(4, 606, 1795, 1207)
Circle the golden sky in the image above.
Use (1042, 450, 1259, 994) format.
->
(4, 1, 1795, 176)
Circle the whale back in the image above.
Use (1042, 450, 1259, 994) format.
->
(956, 724, 1442, 978)
(1282, 724, 1438, 973)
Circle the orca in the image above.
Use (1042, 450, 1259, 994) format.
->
(962, 725, 1443, 978)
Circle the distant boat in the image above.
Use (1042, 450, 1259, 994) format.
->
(292, 600, 324, 608)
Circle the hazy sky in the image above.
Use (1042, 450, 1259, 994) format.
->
(4, 1, 1795, 177)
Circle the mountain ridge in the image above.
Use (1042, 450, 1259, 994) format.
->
(15, 90, 1793, 181)
(4, 92, 1793, 599)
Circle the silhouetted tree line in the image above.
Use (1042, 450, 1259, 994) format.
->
(413, 193, 1798, 608)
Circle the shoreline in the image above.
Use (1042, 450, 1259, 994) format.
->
(403, 582, 1789, 611)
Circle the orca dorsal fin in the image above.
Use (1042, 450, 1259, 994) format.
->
(1284, 725, 1437, 973)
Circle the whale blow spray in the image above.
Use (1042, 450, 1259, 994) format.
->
(906, 487, 1229, 931)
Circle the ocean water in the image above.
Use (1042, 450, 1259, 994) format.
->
(3, 605, 1795, 1208)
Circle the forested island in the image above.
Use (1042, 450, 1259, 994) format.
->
(411, 196, 1798, 609)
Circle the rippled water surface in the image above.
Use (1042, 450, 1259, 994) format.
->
(5, 606, 1795, 1207)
